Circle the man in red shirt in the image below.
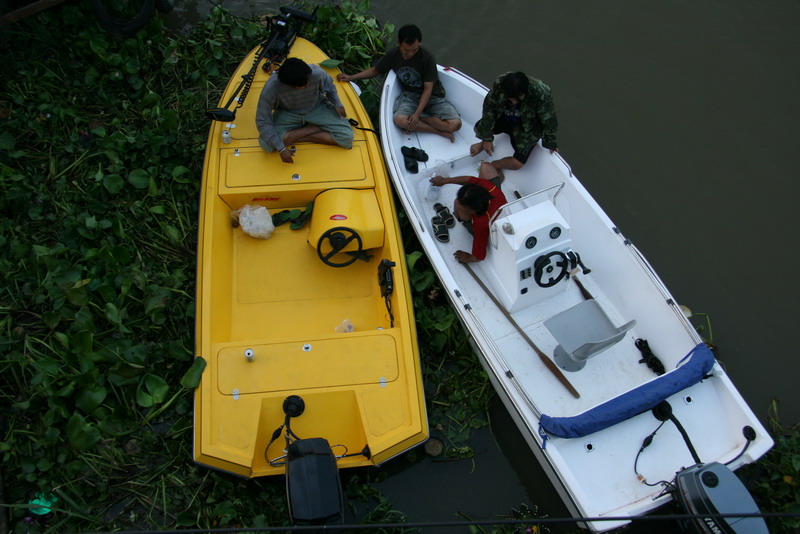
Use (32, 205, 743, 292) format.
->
(429, 162, 507, 263)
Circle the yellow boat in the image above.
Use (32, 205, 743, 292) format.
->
(192, 7, 427, 500)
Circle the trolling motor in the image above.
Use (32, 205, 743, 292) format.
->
(636, 402, 768, 533)
(206, 6, 317, 122)
(265, 395, 344, 526)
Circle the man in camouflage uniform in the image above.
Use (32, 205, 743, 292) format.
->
(471, 71, 559, 171)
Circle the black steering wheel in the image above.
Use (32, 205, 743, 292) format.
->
(317, 227, 363, 267)
(534, 251, 569, 288)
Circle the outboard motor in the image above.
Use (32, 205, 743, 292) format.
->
(268, 395, 344, 526)
(206, 6, 317, 122)
(286, 437, 343, 525)
(674, 462, 768, 534)
(638, 404, 768, 533)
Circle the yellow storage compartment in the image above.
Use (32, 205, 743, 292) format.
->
(308, 189, 385, 252)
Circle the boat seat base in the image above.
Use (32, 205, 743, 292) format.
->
(545, 299, 636, 372)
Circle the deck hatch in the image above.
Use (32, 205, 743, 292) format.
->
(216, 333, 400, 394)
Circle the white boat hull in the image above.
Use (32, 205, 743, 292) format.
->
(380, 67, 772, 532)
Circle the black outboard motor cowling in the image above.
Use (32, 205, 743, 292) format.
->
(285, 437, 343, 525)
(674, 462, 768, 534)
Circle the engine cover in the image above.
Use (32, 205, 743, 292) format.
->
(674, 462, 767, 534)
(285, 437, 343, 525)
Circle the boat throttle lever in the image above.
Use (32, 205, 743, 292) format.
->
(566, 250, 591, 275)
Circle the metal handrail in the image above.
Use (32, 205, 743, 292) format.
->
(553, 150, 574, 177)
(490, 181, 565, 226)
(489, 182, 565, 248)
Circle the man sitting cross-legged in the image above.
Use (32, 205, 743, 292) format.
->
(255, 57, 353, 164)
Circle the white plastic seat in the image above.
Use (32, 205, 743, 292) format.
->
(544, 299, 636, 372)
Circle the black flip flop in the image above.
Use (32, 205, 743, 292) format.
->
(432, 215, 449, 242)
(290, 202, 314, 230)
(401, 146, 429, 162)
(433, 203, 455, 228)
(404, 155, 418, 174)
(272, 208, 301, 227)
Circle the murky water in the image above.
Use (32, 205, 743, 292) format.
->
(168, 0, 800, 529)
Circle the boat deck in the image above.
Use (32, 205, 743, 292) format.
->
(228, 222, 387, 341)
(390, 126, 657, 415)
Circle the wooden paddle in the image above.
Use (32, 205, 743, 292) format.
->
(571, 272, 594, 301)
(464, 264, 580, 399)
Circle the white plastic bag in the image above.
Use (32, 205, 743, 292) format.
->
(422, 159, 449, 200)
(424, 181, 441, 201)
(334, 319, 354, 333)
(422, 158, 448, 179)
(232, 205, 275, 239)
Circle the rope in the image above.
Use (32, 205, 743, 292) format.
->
(76, 511, 800, 534)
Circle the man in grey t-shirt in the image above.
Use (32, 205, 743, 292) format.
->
(256, 58, 353, 164)
(338, 25, 461, 141)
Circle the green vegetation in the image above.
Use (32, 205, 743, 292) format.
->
(0, 4, 267, 531)
(0, 1, 493, 532)
(0, 1, 796, 533)
(298, 0, 393, 115)
(741, 402, 800, 533)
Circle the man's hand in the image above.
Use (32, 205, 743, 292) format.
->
(406, 112, 421, 130)
(336, 73, 351, 82)
(336, 106, 347, 118)
(454, 250, 477, 264)
(279, 148, 294, 164)
(470, 141, 494, 157)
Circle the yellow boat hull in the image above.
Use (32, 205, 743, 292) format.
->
(194, 37, 428, 477)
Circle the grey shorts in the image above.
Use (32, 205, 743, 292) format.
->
(259, 105, 354, 152)
(393, 91, 460, 120)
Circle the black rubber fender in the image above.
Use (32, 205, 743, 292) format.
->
(90, 0, 156, 40)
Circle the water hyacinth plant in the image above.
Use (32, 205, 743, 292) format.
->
(0, 1, 495, 531)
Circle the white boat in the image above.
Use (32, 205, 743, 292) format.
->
(380, 67, 773, 532)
